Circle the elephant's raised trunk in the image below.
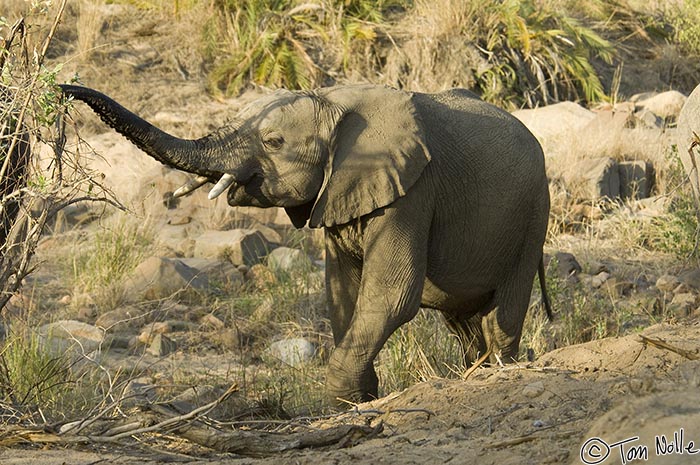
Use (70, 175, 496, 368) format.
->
(59, 85, 233, 180)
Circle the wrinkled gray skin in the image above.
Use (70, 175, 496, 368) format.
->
(60, 84, 551, 405)
(677, 84, 700, 199)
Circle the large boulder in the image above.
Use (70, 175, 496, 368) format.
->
(37, 320, 105, 357)
(632, 90, 687, 121)
(618, 160, 655, 200)
(512, 102, 596, 141)
(676, 84, 700, 198)
(555, 157, 655, 202)
(178, 257, 244, 289)
(123, 256, 209, 301)
(192, 229, 273, 266)
(266, 338, 318, 366)
(561, 157, 621, 201)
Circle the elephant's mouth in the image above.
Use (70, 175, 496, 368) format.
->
(226, 174, 269, 207)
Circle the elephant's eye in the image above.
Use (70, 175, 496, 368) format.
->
(263, 134, 285, 151)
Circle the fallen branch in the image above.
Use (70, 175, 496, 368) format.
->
(638, 335, 699, 361)
(166, 419, 383, 457)
(1, 381, 384, 457)
(484, 434, 539, 449)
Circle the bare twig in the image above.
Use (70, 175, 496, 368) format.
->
(462, 348, 493, 380)
(638, 335, 700, 361)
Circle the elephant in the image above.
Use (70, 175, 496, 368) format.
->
(59, 83, 552, 405)
(677, 84, 700, 200)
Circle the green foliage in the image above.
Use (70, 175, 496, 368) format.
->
(206, 0, 316, 95)
(205, 0, 401, 95)
(642, 195, 699, 259)
(0, 329, 71, 408)
(472, 0, 615, 107)
(666, 0, 700, 56)
(69, 218, 154, 310)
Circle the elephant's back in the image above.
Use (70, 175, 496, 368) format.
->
(413, 90, 546, 190)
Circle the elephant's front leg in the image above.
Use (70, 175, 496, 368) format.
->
(325, 207, 429, 406)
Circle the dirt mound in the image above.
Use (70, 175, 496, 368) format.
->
(1, 321, 696, 464)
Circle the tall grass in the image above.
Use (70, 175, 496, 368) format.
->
(204, 0, 403, 95)
(386, 0, 615, 108)
(69, 217, 154, 310)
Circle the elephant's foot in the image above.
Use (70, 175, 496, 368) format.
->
(325, 355, 378, 407)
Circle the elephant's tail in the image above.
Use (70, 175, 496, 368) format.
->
(538, 256, 554, 321)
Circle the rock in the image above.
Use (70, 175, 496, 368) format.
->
(95, 305, 149, 331)
(104, 334, 131, 350)
(178, 257, 244, 290)
(512, 102, 596, 141)
(584, 108, 635, 133)
(677, 268, 700, 291)
(601, 278, 634, 299)
(632, 90, 687, 121)
(123, 256, 209, 302)
(521, 381, 545, 398)
(618, 160, 655, 200)
(266, 338, 317, 366)
(51, 202, 101, 232)
(193, 229, 272, 266)
(77, 306, 97, 321)
(267, 247, 313, 273)
(676, 84, 700, 198)
(75, 133, 164, 211)
(37, 320, 105, 357)
(138, 321, 172, 344)
(553, 252, 582, 282)
(215, 326, 254, 350)
(656, 274, 680, 293)
(634, 108, 663, 129)
(200, 313, 225, 330)
(147, 333, 177, 356)
(669, 293, 696, 317)
(563, 157, 620, 201)
(123, 378, 158, 405)
(580, 271, 611, 289)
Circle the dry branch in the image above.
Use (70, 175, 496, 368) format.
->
(638, 335, 700, 360)
(0, 380, 384, 457)
(1, 0, 122, 312)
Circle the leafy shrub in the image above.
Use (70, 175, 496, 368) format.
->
(386, 0, 615, 108)
(666, 0, 700, 56)
(205, 0, 402, 95)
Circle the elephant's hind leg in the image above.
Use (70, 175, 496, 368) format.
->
(440, 293, 494, 366)
(482, 268, 538, 364)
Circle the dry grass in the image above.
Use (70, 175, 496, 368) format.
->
(75, 0, 106, 62)
(383, 0, 482, 92)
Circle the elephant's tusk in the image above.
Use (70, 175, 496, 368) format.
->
(172, 175, 210, 198)
(208, 173, 236, 200)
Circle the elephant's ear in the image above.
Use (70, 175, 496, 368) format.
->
(309, 85, 431, 228)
